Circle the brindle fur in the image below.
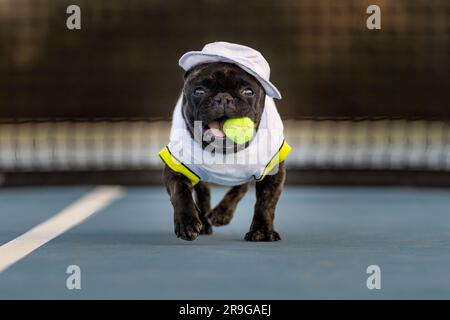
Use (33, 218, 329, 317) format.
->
(194, 181, 212, 234)
(206, 182, 250, 227)
(162, 162, 285, 241)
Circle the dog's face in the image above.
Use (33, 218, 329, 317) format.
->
(182, 62, 266, 150)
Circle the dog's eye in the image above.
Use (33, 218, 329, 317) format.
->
(193, 87, 206, 97)
(242, 88, 254, 96)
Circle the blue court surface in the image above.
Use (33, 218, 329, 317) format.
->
(0, 186, 449, 299)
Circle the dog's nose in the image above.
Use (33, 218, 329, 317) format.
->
(213, 93, 233, 108)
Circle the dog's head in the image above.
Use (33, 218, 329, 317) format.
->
(181, 62, 266, 150)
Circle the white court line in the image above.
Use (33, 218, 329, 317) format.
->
(0, 186, 124, 273)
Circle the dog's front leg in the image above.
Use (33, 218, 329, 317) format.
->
(245, 162, 286, 241)
(194, 182, 213, 235)
(163, 166, 202, 241)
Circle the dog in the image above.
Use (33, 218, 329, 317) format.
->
(159, 42, 291, 241)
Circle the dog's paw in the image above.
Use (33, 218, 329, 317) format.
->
(175, 215, 203, 241)
(206, 206, 234, 226)
(199, 221, 213, 235)
(244, 230, 281, 242)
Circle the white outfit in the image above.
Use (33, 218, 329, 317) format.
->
(160, 95, 290, 186)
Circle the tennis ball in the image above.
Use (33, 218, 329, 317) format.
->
(223, 117, 255, 144)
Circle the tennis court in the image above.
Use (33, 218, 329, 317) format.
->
(1, 185, 449, 299)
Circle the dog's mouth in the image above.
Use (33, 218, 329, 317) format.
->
(205, 116, 228, 139)
(199, 115, 254, 152)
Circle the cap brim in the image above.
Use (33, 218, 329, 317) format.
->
(179, 52, 282, 99)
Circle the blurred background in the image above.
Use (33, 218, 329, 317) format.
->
(0, 0, 449, 186)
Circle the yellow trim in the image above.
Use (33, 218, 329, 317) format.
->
(158, 147, 200, 186)
(256, 140, 292, 182)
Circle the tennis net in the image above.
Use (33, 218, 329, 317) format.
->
(1, 118, 449, 173)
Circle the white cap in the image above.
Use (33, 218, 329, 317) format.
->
(179, 41, 282, 99)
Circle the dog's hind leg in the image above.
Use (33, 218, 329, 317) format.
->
(194, 182, 213, 235)
(206, 182, 250, 226)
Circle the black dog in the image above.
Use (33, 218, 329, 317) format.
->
(161, 62, 286, 241)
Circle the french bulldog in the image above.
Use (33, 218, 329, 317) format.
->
(161, 61, 286, 241)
